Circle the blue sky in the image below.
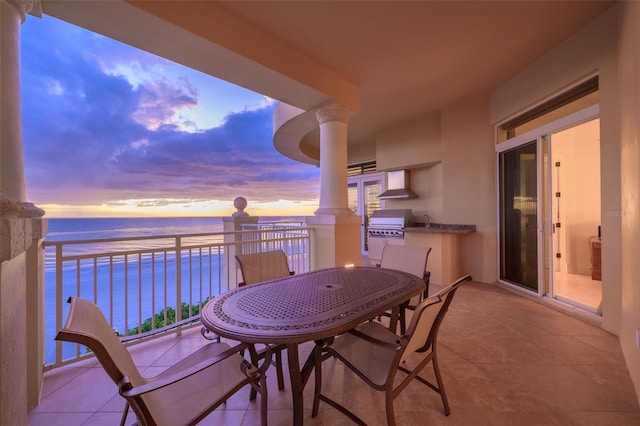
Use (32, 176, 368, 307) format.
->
(21, 15, 320, 217)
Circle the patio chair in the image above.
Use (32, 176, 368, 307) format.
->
(55, 297, 270, 426)
(235, 249, 294, 391)
(236, 249, 295, 286)
(377, 244, 431, 333)
(312, 274, 473, 426)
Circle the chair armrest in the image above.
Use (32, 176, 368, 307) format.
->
(346, 327, 405, 350)
(119, 342, 269, 398)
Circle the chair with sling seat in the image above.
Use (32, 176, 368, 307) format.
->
(55, 296, 270, 426)
(236, 249, 295, 287)
(235, 249, 295, 391)
(377, 244, 432, 334)
(312, 274, 473, 426)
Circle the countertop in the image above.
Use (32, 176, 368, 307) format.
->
(403, 223, 476, 234)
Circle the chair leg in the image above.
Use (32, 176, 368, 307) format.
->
(275, 350, 285, 390)
(119, 402, 130, 426)
(259, 374, 269, 426)
(388, 306, 399, 333)
(399, 305, 407, 335)
(247, 345, 260, 401)
(432, 353, 450, 415)
(312, 345, 323, 418)
(423, 271, 431, 298)
(385, 389, 397, 426)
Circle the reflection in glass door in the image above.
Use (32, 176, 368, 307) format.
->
(348, 173, 383, 253)
(499, 141, 539, 291)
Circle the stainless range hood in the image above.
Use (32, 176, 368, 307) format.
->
(378, 170, 418, 200)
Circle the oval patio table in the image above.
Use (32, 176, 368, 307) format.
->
(200, 265, 425, 425)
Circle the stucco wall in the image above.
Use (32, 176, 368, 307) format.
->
(441, 96, 496, 284)
(617, 0, 640, 406)
(375, 99, 496, 284)
(377, 112, 445, 223)
(376, 111, 442, 171)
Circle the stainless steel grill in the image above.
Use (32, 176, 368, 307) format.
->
(368, 209, 414, 239)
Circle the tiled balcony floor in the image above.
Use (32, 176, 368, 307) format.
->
(29, 282, 640, 425)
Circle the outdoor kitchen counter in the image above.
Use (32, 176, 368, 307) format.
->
(401, 224, 476, 287)
(403, 223, 476, 234)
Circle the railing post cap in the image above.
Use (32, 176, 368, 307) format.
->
(233, 197, 249, 217)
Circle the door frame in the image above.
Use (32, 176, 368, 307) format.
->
(495, 104, 600, 297)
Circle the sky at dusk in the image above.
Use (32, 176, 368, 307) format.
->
(21, 15, 321, 218)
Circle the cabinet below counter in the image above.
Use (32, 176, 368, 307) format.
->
(367, 224, 476, 287)
(403, 223, 476, 234)
(404, 225, 475, 287)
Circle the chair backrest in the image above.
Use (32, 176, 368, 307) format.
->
(400, 274, 472, 362)
(55, 297, 144, 387)
(236, 249, 293, 286)
(379, 244, 431, 279)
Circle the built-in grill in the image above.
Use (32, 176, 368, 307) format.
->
(368, 209, 415, 239)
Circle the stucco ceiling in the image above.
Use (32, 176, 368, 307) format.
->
(216, 1, 613, 147)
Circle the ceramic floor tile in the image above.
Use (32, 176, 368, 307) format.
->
(404, 409, 494, 426)
(31, 367, 116, 413)
(28, 281, 640, 426)
(567, 411, 640, 426)
(574, 333, 628, 363)
(27, 412, 93, 426)
(80, 412, 137, 426)
(518, 334, 622, 365)
(39, 364, 92, 399)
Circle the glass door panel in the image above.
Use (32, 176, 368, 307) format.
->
(549, 119, 602, 313)
(348, 183, 358, 213)
(363, 181, 382, 252)
(499, 141, 538, 291)
(348, 173, 383, 253)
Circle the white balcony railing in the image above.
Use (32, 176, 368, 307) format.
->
(43, 224, 311, 369)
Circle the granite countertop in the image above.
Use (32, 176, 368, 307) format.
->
(403, 223, 476, 234)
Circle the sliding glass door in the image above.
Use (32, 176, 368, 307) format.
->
(499, 141, 539, 291)
(497, 105, 601, 302)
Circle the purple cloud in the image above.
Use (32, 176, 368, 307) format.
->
(21, 16, 320, 208)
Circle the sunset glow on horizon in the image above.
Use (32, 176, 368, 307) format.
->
(39, 198, 320, 219)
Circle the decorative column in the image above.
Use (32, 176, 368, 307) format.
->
(306, 103, 362, 269)
(1, 1, 45, 420)
(314, 103, 352, 216)
(1, 0, 40, 201)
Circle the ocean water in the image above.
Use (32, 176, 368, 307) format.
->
(44, 216, 302, 364)
(46, 217, 226, 242)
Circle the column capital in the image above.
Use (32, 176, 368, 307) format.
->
(315, 102, 352, 125)
(5, 0, 42, 22)
(0, 192, 45, 219)
(0, 192, 45, 261)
